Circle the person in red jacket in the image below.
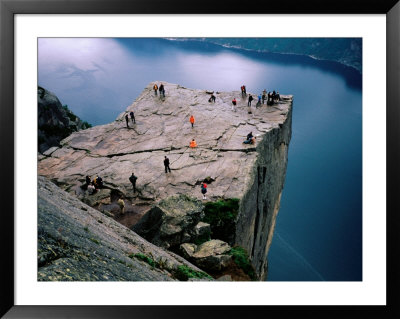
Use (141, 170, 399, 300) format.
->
(201, 182, 207, 199)
(190, 115, 195, 128)
(232, 98, 237, 112)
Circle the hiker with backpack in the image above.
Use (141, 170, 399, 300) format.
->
(93, 176, 103, 189)
(129, 172, 137, 193)
(130, 111, 136, 124)
(164, 156, 171, 173)
(153, 84, 158, 95)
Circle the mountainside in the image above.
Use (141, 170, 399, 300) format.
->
(38, 175, 212, 281)
(38, 82, 293, 280)
(38, 86, 91, 153)
(177, 38, 362, 73)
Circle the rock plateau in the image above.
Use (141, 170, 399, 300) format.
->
(38, 82, 293, 280)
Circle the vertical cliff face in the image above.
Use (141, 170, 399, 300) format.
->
(235, 106, 292, 280)
(38, 82, 293, 280)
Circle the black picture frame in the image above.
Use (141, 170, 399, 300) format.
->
(1, 0, 399, 318)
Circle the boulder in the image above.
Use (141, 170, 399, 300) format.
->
(132, 195, 204, 249)
(190, 240, 232, 271)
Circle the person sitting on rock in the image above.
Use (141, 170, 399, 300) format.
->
(243, 136, 256, 145)
(93, 176, 103, 189)
(246, 132, 253, 141)
(87, 183, 96, 195)
(189, 138, 197, 148)
(81, 175, 91, 190)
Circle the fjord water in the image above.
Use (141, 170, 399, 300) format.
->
(38, 38, 362, 281)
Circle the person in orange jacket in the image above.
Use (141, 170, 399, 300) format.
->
(189, 115, 195, 128)
(189, 138, 197, 148)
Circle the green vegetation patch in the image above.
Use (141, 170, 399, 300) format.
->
(89, 238, 100, 245)
(202, 198, 239, 242)
(82, 121, 92, 129)
(203, 198, 239, 225)
(173, 265, 212, 281)
(229, 246, 256, 280)
(129, 253, 157, 268)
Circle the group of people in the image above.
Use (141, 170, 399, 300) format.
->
(114, 82, 277, 201)
(125, 111, 136, 128)
(83, 175, 104, 195)
(261, 89, 280, 106)
(153, 83, 165, 98)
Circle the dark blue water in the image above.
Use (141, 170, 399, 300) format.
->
(38, 38, 362, 281)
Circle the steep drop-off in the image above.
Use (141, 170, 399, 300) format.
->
(38, 82, 293, 280)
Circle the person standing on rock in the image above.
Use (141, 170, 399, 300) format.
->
(159, 83, 165, 98)
(130, 111, 136, 124)
(190, 115, 195, 128)
(231, 98, 237, 112)
(201, 182, 207, 200)
(129, 172, 137, 193)
(262, 89, 267, 104)
(210, 94, 216, 103)
(164, 156, 171, 173)
(125, 113, 129, 128)
(153, 83, 158, 96)
(248, 95, 253, 106)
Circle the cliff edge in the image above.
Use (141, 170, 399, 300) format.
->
(38, 82, 293, 280)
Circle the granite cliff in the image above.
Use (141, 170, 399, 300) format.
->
(38, 82, 293, 280)
(38, 86, 91, 154)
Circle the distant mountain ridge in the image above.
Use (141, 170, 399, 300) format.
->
(170, 38, 362, 73)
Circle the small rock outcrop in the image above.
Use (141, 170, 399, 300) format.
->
(180, 240, 232, 271)
(38, 86, 91, 153)
(38, 176, 211, 281)
(38, 82, 293, 280)
(132, 195, 205, 249)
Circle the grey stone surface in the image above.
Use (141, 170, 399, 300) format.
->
(38, 82, 293, 280)
(38, 176, 210, 281)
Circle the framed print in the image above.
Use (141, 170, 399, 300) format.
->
(1, 0, 399, 318)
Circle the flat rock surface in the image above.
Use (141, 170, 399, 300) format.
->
(38, 82, 292, 206)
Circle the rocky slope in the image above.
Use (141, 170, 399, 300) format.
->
(38, 175, 211, 281)
(38, 86, 91, 154)
(38, 82, 293, 280)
